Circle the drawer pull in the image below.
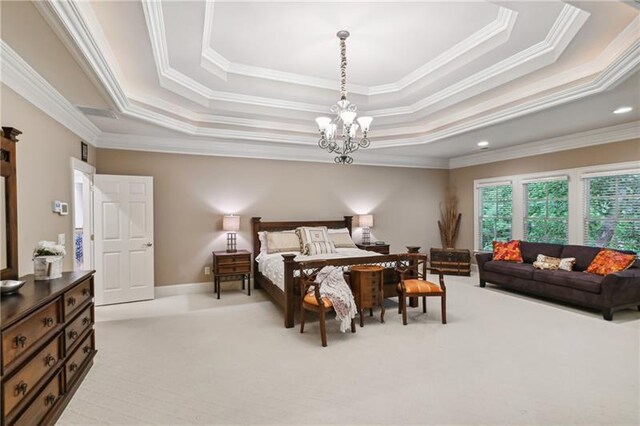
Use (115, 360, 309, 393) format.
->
(82, 317, 91, 326)
(69, 362, 78, 372)
(14, 381, 28, 396)
(45, 394, 56, 406)
(68, 330, 79, 340)
(43, 316, 55, 327)
(84, 345, 92, 354)
(67, 297, 77, 306)
(14, 335, 27, 348)
(82, 288, 90, 297)
(44, 354, 56, 367)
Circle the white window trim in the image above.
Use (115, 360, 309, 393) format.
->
(473, 161, 640, 252)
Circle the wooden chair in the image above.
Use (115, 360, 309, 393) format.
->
(299, 261, 356, 347)
(396, 254, 447, 325)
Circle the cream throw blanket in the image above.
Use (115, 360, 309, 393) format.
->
(311, 266, 357, 332)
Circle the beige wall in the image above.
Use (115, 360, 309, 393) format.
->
(449, 139, 640, 252)
(1, 85, 97, 275)
(96, 149, 449, 286)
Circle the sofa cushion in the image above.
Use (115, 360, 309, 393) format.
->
(560, 245, 602, 271)
(532, 270, 604, 294)
(492, 240, 523, 262)
(586, 249, 636, 276)
(520, 241, 563, 264)
(484, 261, 534, 280)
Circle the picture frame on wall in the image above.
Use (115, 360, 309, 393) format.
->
(81, 141, 88, 162)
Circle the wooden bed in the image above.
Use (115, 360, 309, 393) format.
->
(251, 216, 422, 328)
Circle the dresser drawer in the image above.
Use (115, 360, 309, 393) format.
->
(63, 278, 92, 319)
(217, 254, 250, 265)
(66, 330, 95, 387)
(217, 263, 251, 274)
(2, 300, 61, 369)
(65, 304, 94, 352)
(11, 371, 63, 426)
(3, 334, 62, 416)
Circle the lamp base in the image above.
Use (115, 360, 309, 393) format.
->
(226, 233, 237, 253)
(362, 227, 371, 245)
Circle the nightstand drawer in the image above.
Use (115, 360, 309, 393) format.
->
(217, 254, 251, 265)
(217, 263, 251, 274)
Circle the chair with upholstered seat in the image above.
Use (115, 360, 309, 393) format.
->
(299, 261, 356, 347)
(396, 254, 447, 325)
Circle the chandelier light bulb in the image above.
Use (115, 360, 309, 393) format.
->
(357, 116, 373, 132)
(339, 111, 357, 126)
(349, 123, 359, 137)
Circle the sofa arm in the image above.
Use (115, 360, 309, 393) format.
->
(475, 252, 493, 273)
(601, 268, 640, 306)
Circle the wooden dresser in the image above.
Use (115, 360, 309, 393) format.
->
(1, 271, 96, 425)
(430, 248, 471, 276)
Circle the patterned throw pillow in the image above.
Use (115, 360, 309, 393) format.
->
(265, 231, 301, 254)
(586, 249, 636, 276)
(328, 228, 357, 248)
(492, 240, 523, 262)
(296, 226, 331, 255)
(533, 254, 576, 271)
(305, 241, 337, 255)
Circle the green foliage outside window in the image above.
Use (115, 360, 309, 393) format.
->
(585, 174, 640, 252)
(524, 180, 569, 244)
(480, 185, 512, 250)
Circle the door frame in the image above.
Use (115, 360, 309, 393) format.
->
(70, 157, 95, 271)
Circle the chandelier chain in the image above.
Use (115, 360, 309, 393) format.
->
(340, 38, 347, 101)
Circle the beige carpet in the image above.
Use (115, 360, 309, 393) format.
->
(58, 274, 639, 425)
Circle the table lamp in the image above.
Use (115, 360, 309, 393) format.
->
(359, 214, 373, 245)
(223, 215, 240, 253)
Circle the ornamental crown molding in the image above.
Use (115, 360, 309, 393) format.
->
(0, 40, 101, 144)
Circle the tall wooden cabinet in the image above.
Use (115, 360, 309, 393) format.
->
(1, 271, 96, 425)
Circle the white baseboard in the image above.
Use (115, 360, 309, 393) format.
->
(155, 279, 253, 298)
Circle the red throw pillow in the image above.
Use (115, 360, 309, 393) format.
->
(586, 249, 636, 276)
(492, 240, 523, 262)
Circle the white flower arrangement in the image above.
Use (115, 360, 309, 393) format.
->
(33, 240, 66, 258)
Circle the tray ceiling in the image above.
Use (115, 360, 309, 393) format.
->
(11, 1, 640, 167)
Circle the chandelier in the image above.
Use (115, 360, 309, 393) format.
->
(315, 31, 373, 165)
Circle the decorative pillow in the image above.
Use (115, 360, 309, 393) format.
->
(328, 228, 357, 248)
(296, 226, 331, 255)
(532, 254, 576, 271)
(305, 241, 337, 256)
(586, 249, 636, 276)
(492, 240, 523, 262)
(265, 231, 301, 254)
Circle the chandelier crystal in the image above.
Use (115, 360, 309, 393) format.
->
(315, 30, 373, 165)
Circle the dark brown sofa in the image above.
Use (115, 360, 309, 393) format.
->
(476, 242, 640, 320)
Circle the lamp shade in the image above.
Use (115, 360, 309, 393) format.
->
(223, 215, 240, 232)
(358, 214, 373, 228)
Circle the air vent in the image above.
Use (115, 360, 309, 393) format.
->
(76, 106, 118, 119)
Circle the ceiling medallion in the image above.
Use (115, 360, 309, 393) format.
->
(315, 31, 373, 165)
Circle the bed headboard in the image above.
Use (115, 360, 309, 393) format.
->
(251, 216, 353, 261)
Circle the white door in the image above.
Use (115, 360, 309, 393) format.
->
(94, 175, 154, 305)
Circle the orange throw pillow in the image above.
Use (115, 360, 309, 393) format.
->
(586, 249, 636, 276)
(492, 240, 523, 262)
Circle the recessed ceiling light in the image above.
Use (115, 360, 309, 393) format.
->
(613, 106, 633, 114)
(477, 141, 490, 147)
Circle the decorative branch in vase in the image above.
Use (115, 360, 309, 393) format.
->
(438, 188, 461, 249)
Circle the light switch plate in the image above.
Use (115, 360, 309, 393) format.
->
(204, 266, 211, 275)
(58, 233, 66, 245)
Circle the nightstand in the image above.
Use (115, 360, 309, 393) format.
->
(212, 250, 252, 299)
(356, 243, 390, 254)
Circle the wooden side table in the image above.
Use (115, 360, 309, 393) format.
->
(212, 250, 252, 299)
(356, 243, 390, 254)
(350, 265, 385, 327)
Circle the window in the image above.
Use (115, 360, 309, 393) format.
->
(524, 179, 569, 244)
(584, 172, 640, 252)
(479, 184, 512, 250)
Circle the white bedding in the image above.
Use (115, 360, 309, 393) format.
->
(256, 248, 381, 290)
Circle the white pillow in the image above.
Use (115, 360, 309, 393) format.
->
(328, 228, 357, 248)
(296, 226, 330, 255)
(265, 231, 301, 254)
(305, 241, 337, 255)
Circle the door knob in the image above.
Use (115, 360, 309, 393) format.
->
(145, 242, 153, 247)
